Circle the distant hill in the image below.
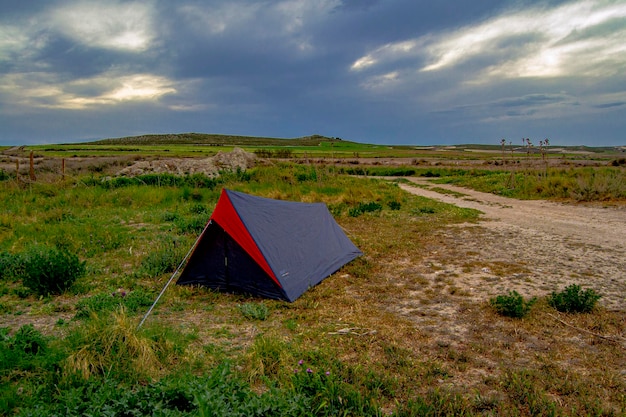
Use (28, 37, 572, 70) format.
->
(87, 133, 351, 147)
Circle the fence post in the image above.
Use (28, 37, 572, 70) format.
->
(29, 151, 36, 181)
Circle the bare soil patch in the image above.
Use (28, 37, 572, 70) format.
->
(395, 177, 626, 311)
(117, 147, 256, 176)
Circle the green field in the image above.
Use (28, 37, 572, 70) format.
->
(1, 137, 625, 415)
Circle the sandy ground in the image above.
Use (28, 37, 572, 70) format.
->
(396, 178, 626, 311)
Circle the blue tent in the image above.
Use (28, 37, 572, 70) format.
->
(176, 189, 362, 301)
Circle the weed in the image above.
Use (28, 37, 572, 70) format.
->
(490, 290, 536, 318)
(548, 284, 601, 313)
(21, 245, 86, 296)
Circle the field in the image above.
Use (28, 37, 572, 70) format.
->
(1, 137, 625, 416)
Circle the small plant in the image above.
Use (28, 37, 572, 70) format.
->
(387, 200, 401, 210)
(239, 302, 269, 320)
(548, 284, 601, 313)
(349, 201, 383, 217)
(490, 290, 536, 318)
(21, 245, 86, 296)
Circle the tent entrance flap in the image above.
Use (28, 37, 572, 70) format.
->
(177, 222, 287, 300)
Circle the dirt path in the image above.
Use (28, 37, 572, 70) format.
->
(396, 178, 626, 311)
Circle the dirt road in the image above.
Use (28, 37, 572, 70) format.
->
(396, 178, 625, 311)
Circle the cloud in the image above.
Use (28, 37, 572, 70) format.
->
(351, 0, 626, 82)
(50, 1, 155, 51)
(0, 72, 176, 110)
(178, 0, 339, 39)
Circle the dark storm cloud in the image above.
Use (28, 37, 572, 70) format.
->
(0, 0, 625, 146)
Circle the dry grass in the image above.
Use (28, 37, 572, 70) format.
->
(148, 191, 625, 414)
(2, 155, 624, 414)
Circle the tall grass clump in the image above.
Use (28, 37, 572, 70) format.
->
(63, 307, 182, 381)
(548, 284, 601, 313)
(137, 239, 187, 278)
(21, 245, 86, 296)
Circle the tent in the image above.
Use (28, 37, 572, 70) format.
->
(176, 189, 362, 301)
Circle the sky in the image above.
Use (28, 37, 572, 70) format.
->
(1, 0, 625, 147)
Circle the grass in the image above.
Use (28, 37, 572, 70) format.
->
(341, 164, 626, 202)
(430, 167, 626, 201)
(0, 160, 624, 416)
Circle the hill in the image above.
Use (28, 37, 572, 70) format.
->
(87, 133, 352, 147)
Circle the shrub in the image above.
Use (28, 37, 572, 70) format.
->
(21, 246, 86, 296)
(548, 284, 601, 313)
(490, 291, 536, 318)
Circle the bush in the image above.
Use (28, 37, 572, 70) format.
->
(548, 284, 601, 313)
(21, 246, 86, 296)
(490, 291, 536, 318)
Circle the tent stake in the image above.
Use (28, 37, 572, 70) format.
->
(137, 222, 210, 329)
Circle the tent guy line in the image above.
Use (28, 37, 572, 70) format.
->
(137, 219, 210, 329)
(138, 188, 363, 326)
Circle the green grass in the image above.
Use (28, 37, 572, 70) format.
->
(432, 167, 626, 201)
(0, 162, 624, 416)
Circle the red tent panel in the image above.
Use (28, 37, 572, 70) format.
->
(210, 190, 281, 288)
